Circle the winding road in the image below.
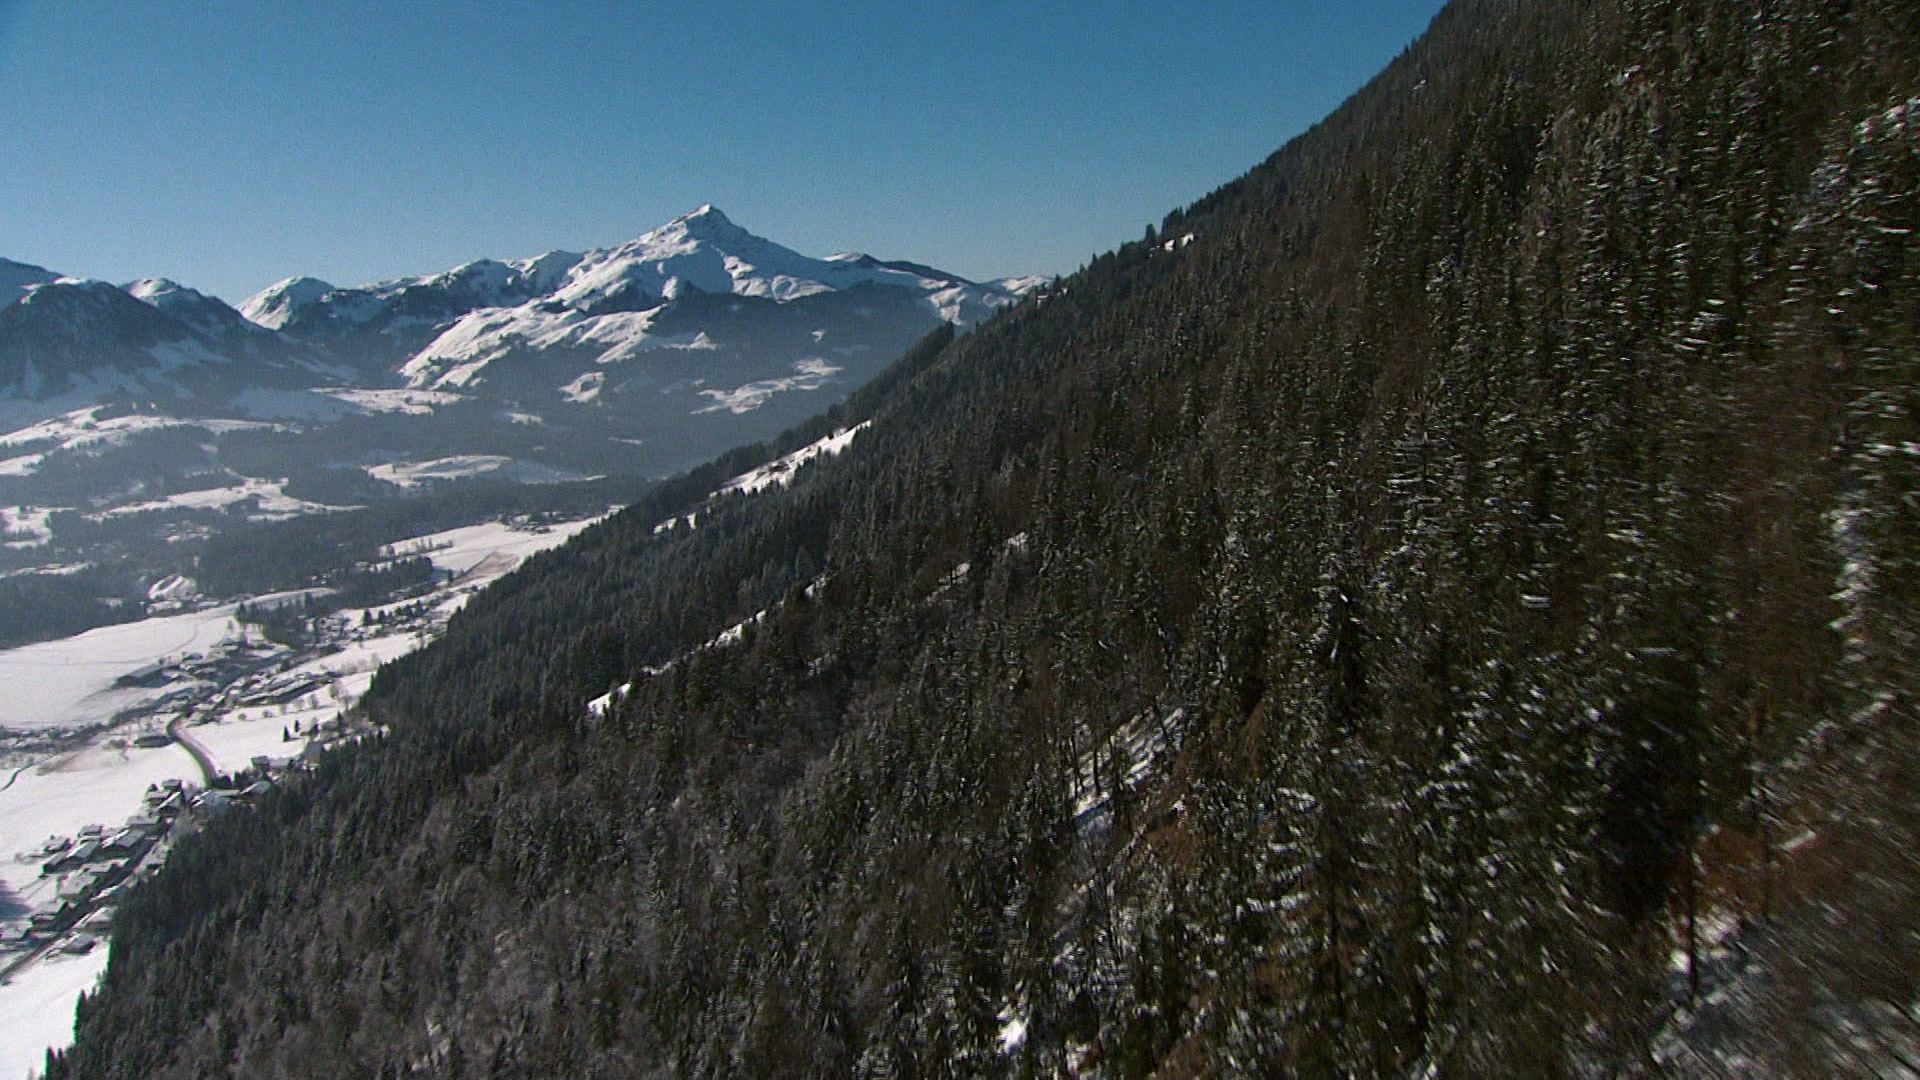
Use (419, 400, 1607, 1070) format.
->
(164, 715, 218, 786)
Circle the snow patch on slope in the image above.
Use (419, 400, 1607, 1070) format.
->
(98, 477, 337, 521)
(695, 358, 842, 415)
(0, 406, 276, 454)
(0, 258, 59, 308)
(716, 421, 868, 496)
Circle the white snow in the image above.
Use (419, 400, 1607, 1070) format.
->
(710, 610, 767, 650)
(0, 564, 90, 583)
(987, 274, 1053, 297)
(506, 250, 585, 293)
(367, 455, 512, 489)
(400, 303, 716, 392)
(366, 456, 587, 489)
(318, 388, 464, 415)
(1071, 708, 1178, 828)
(0, 607, 249, 733)
(695, 358, 843, 416)
(715, 422, 868, 496)
(145, 575, 198, 604)
(1781, 829, 1819, 854)
(0, 508, 52, 547)
(0, 407, 276, 457)
(560, 371, 605, 404)
(98, 477, 337, 522)
(586, 682, 632, 718)
(0, 943, 109, 1080)
(997, 1014, 1029, 1054)
(652, 511, 697, 535)
(188, 706, 314, 774)
(237, 276, 335, 329)
(378, 516, 602, 580)
(225, 388, 360, 422)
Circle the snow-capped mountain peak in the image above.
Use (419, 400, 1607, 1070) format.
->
(387, 207, 1031, 393)
(0, 276, 239, 402)
(240, 276, 336, 329)
(0, 258, 58, 309)
(123, 277, 193, 301)
(23, 277, 124, 304)
(541, 206, 1015, 315)
(12, 209, 1033, 422)
(125, 278, 264, 341)
(507, 250, 585, 294)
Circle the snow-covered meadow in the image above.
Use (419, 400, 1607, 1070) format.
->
(0, 606, 249, 733)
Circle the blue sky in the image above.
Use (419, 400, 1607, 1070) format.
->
(0, 1, 1445, 304)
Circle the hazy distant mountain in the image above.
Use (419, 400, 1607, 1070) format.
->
(0, 274, 337, 416)
(0, 277, 235, 398)
(125, 277, 274, 346)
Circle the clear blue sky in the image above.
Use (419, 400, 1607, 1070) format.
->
(0, 1, 1446, 305)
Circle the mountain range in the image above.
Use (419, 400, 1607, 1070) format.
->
(0, 210, 1042, 561)
(1, 206, 1038, 424)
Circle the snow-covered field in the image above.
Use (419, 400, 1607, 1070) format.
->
(365, 455, 589, 489)
(0, 740, 195, 902)
(319, 387, 463, 415)
(0, 406, 277, 461)
(0, 946, 107, 1080)
(0, 514, 603, 1076)
(368, 454, 514, 488)
(0, 607, 248, 733)
(97, 477, 337, 521)
(381, 516, 601, 578)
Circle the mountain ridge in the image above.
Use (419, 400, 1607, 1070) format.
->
(4, 207, 1042, 410)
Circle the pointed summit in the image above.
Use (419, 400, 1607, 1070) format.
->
(676, 204, 730, 227)
(659, 204, 748, 245)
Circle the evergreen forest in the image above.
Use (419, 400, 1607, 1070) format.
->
(48, 0, 1920, 1074)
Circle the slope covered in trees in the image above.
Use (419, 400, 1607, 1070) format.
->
(52, 0, 1920, 1074)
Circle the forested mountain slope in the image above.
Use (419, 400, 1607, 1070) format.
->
(52, 0, 1919, 1075)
